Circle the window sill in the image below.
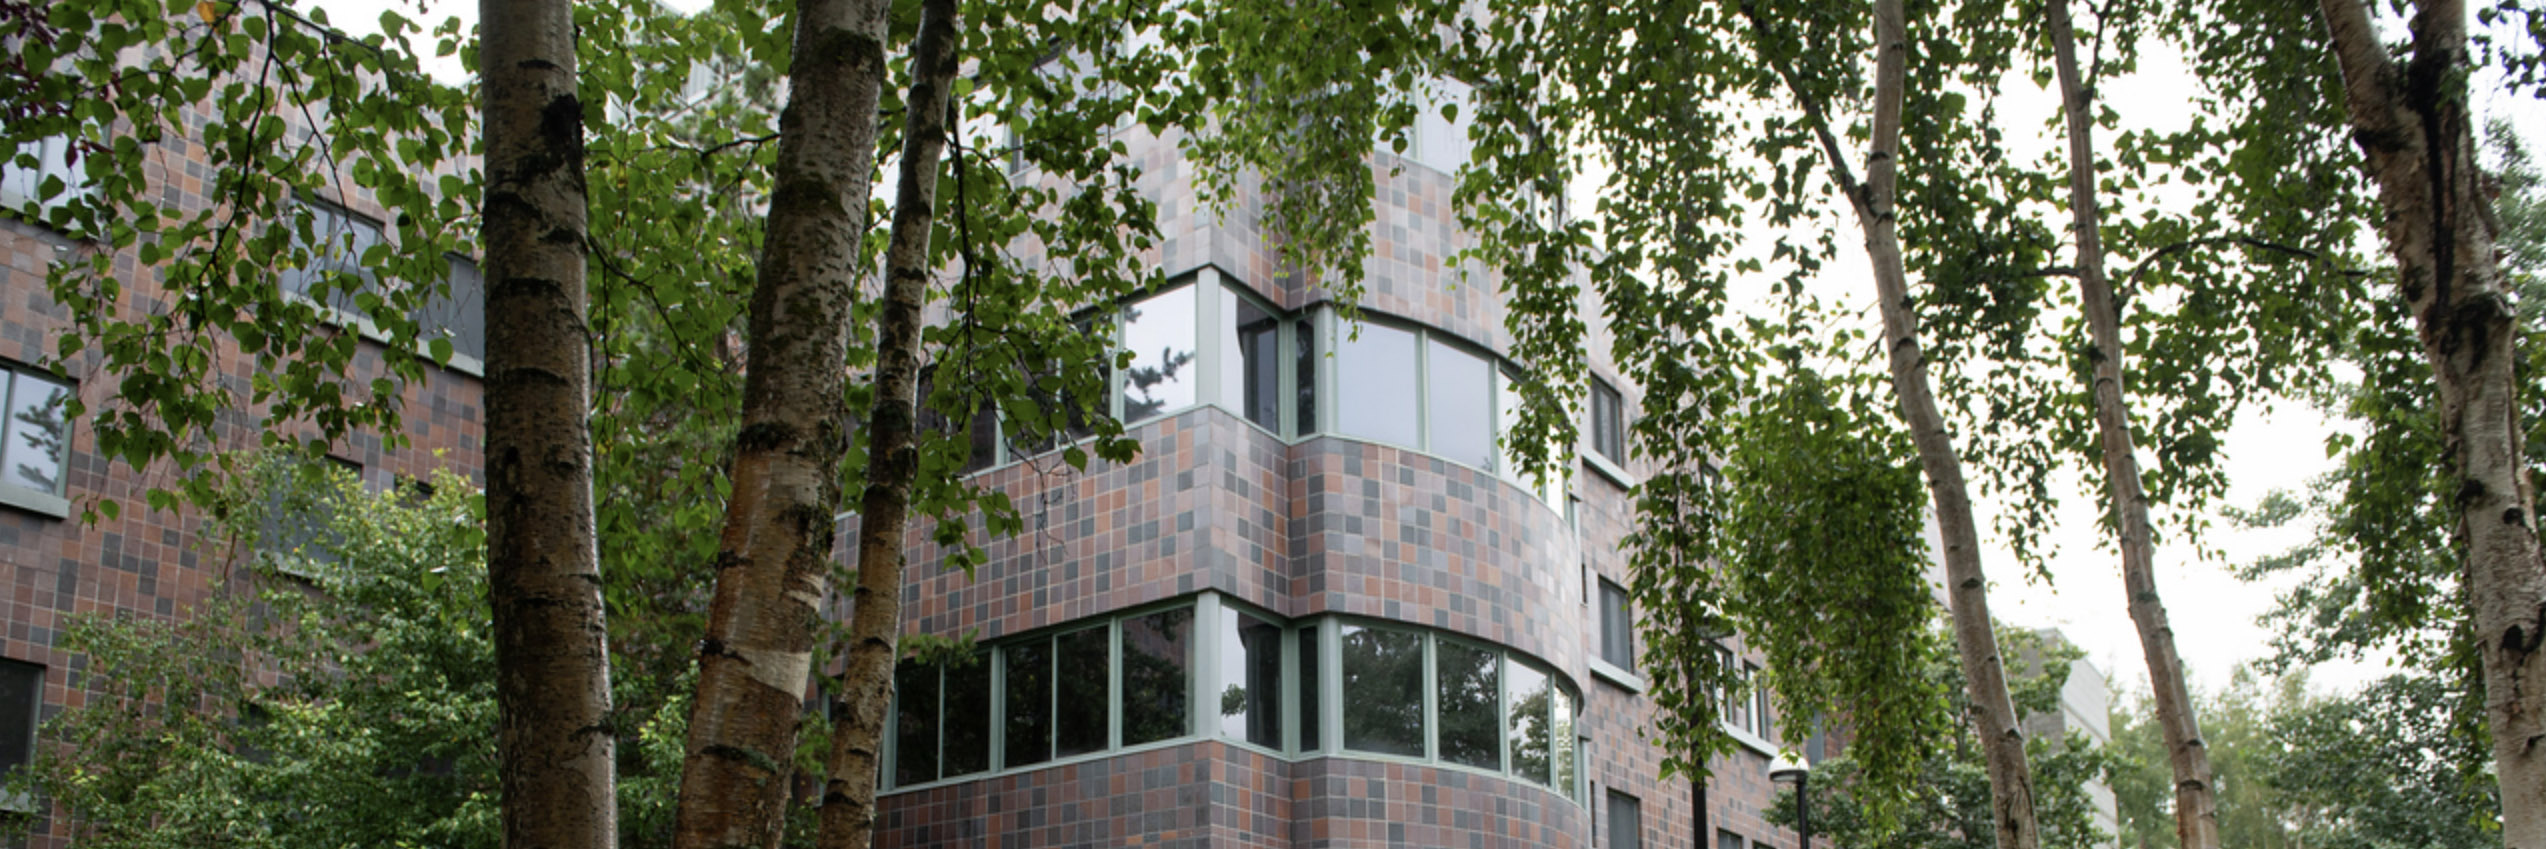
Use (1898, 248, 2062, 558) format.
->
(1724, 725, 1776, 757)
(1588, 658, 1644, 693)
(0, 486, 69, 521)
(1583, 452, 1635, 489)
(289, 295, 486, 379)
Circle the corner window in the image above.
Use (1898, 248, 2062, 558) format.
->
(1215, 607, 1283, 747)
(1589, 378, 1625, 465)
(0, 366, 72, 504)
(1119, 285, 1198, 423)
(1225, 285, 1283, 432)
(1598, 578, 1635, 670)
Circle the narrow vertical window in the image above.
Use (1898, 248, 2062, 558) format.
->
(1599, 578, 1635, 670)
(0, 660, 38, 781)
(1228, 286, 1282, 431)
(891, 660, 941, 786)
(1120, 607, 1192, 746)
(1293, 318, 1318, 434)
(1607, 791, 1643, 849)
(1003, 640, 1053, 767)
(1552, 687, 1578, 798)
(1296, 626, 1322, 750)
(941, 650, 991, 777)
(1339, 624, 1424, 756)
(1054, 626, 1109, 757)
(1435, 640, 1501, 770)
(1589, 378, 1625, 464)
(1508, 661, 1553, 785)
(1120, 285, 1198, 422)
(1217, 607, 1283, 747)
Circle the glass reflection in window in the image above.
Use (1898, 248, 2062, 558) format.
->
(1508, 661, 1553, 784)
(942, 651, 991, 777)
(1228, 287, 1282, 431)
(1120, 607, 1191, 746)
(1297, 626, 1321, 751)
(1003, 640, 1052, 767)
(1426, 340, 1493, 470)
(1340, 624, 1424, 756)
(892, 660, 940, 786)
(2, 371, 70, 497)
(1120, 285, 1197, 422)
(1055, 626, 1109, 757)
(1218, 607, 1283, 747)
(1436, 639, 1501, 770)
(1333, 323, 1420, 447)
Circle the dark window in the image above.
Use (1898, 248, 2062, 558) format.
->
(1607, 790, 1642, 849)
(1054, 625, 1109, 757)
(1718, 829, 1746, 849)
(1120, 608, 1192, 746)
(1599, 579, 1635, 670)
(1119, 285, 1197, 422)
(1296, 626, 1321, 750)
(0, 368, 71, 499)
(1228, 289, 1282, 432)
(1293, 318, 1317, 434)
(1217, 607, 1283, 747)
(941, 651, 991, 777)
(1508, 661, 1553, 785)
(1339, 624, 1424, 756)
(1003, 640, 1052, 767)
(416, 255, 487, 362)
(917, 367, 996, 475)
(1589, 378, 1625, 464)
(1425, 340, 1494, 470)
(1333, 323, 1420, 447)
(891, 659, 940, 786)
(0, 660, 38, 780)
(1435, 639, 1500, 770)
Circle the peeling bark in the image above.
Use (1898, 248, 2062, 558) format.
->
(1749, 0, 2042, 845)
(478, 0, 616, 845)
(2315, 0, 2546, 844)
(670, 0, 892, 844)
(2042, 3, 2222, 847)
(816, 1, 960, 847)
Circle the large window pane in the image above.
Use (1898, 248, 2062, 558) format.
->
(1217, 608, 1283, 747)
(1339, 625, 1424, 756)
(1003, 640, 1052, 767)
(942, 651, 991, 777)
(415, 255, 487, 362)
(1425, 339, 1493, 469)
(1599, 579, 1635, 669)
(1435, 640, 1500, 770)
(1229, 288, 1282, 431)
(1333, 323, 1419, 447)
(1120, 285, 1197, 422)
(1121, 607, 1192, 746)
(1293, 318, 1317, 434)
(1055, 626, 1109, 757)
(1508, 661, 1552, 784)
(3, 372, 70, 496)
(1608, 791, 1643, 849)
(0, 660, 38, 776)
(892, 660, 940, 786)
(1296, 626, 1321, 751)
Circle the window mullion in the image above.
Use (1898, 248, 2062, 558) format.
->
(1421, 632, 1438, 761)
(1108, 615, 1124, 751)
(990, 645, 1007, 770)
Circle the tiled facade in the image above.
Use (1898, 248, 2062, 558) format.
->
(873, 128, 1804, 849)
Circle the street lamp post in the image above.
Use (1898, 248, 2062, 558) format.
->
(1769, 752, 1811, 849)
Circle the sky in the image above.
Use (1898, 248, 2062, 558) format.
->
(314, 0, 2543, 703)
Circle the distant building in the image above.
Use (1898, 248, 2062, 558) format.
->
(2025, 628, 2122, 849)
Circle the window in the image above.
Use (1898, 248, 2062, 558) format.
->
(1333, 323, 1422, 448)
(1425, 339, 1495, 471)
(0, 660, 37, 780)
(1295, 626, 1321, 751)
(891, 659, 940, 786)
(1606, 790, 1642, 849)
(259, 457, 360, 575)
(1434, 639, 1500, 770)
(1589, 378, 1625, 465)
(419, 255, 488, 363)
(1119, 286, 1198, 422)
(1119, 607, 1192, 747)
(1339, 624, 1424, 756)
(1508, 661, 1554, 783)
(0, 133, 93, 228)
(1216, 607, 1283, 747)
(1718, 830, 1747, 849)
(279, 198, 385, 309)
(1598, 578, 1635, 670)
(1292, 317, 1317, 435)
(1053, 625, 1109, 757)
(1002, 639, 1052, 768)
(1225, 285, 1283, 432)
(941, 651, 991, 776)
(0, 366, 72, 510)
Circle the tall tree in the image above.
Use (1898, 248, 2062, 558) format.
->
(1744, 0, 2043, 843)
(818, 1, 958, 844)
(479, 0, 618, 846)
(669, 0, 890, 842)
(2041, 2, 2221, 845)
(2311, 0, 2546, 839)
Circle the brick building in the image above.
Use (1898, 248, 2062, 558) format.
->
(863, 82, 1804, 849)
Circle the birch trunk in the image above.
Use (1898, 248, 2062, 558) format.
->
(1750, 0, 2042, 845)
(670, 0, 892, 843)
(2316, 0, 2546, 843)
(2042, 4, 2223, 847)
(478, 1, 616, 846)
(817, 0, 960, 846)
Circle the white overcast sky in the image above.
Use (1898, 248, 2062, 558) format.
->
(318, 0, 2543, 701)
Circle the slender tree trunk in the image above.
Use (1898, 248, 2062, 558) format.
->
(817, 1, 959, 847)
(1749, 1, 2041, 846)
(2316, 0, 2546, 843)
(478, 1, 616, 846)
(671, 0, 892, 844)
(2042, 4, 2223, 848)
